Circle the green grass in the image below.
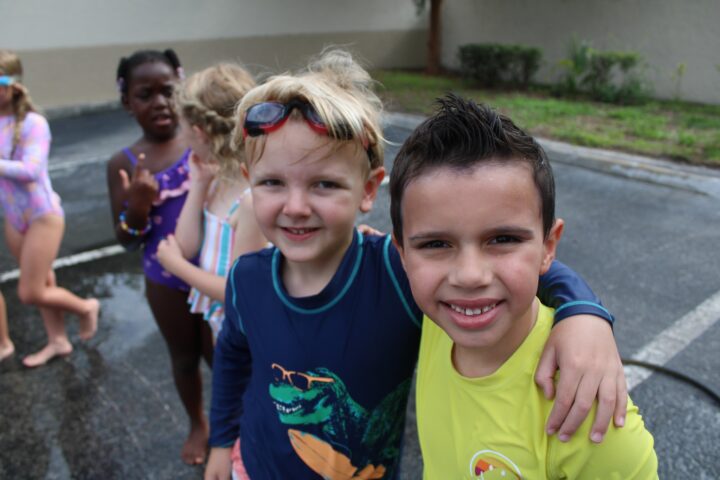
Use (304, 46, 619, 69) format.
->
(373, 70, 720, 167)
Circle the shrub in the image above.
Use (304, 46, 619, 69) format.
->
(458, 43, 542, 88)
(556, 40, 652, 104)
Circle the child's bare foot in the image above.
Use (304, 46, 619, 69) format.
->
(79, 298, 100, 341)
(22, 340, 72, 368)
(181, 422, 209, 465)
(0, 341, 15, 362)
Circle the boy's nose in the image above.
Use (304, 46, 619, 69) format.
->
(449, 248, 493, 289)
(282, 189, 312, 218)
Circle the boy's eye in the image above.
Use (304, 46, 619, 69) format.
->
(162, 86, 174, 98)
(490, 235, 520, 245)
(315, 180, 340, 189)
(135, 90, 151, 100)
(258, 179, 282, 187)
(418, 240, 449, 249)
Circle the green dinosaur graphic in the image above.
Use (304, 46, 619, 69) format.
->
(269, 363, 410, 479)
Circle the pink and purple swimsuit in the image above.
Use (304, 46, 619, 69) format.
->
(0, 112, 63, 233)
(123, 147, 194, 291)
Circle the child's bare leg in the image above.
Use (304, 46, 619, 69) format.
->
(0, 292, 15, 361)
(23, 271, 72, 367)
(146, 279, 210, 465)
(23, 306, 72, 368)
(14, 216, 100, 334)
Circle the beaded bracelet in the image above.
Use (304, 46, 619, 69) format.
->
(118, 210, 152, 236)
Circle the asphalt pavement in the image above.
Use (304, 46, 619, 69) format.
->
(0, 108, 719, 479)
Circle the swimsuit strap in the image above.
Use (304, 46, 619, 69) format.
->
(122, 147, 138, 165)
(226, 199, 242, 218)
(226, 188, 251, 219)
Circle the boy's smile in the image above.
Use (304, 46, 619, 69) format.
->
(245, 120, 383, 292)
(397, 161, 562, 375)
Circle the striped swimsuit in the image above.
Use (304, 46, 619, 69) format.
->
(187, 189, 249, 337)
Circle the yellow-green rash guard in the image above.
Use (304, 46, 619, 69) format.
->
(416, 303, 658, 480)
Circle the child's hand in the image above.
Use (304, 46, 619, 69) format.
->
(118, 153, 158, 212)
(157, 234, 185, 270)
(535, 315, 626, 444)
(189, 151, 219, 187)
(357, 224, 384, 236)
(204, 447, 232, 480)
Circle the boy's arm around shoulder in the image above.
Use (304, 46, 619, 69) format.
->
(209, 258, 253, 448)
(536, 260, 627, 444)
(538, 260, 614, 325)
(550, 397, 658, 479)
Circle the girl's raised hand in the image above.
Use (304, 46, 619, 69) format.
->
(189, 151, 219, 187)
(157, 234, 185, 270)
(118, 153, 159, 212)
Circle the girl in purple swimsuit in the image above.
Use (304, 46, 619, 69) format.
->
(0, 50, 100, 367)
(106, 49, 213, 466)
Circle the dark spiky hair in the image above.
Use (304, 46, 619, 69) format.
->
(389, 94, 555, 244)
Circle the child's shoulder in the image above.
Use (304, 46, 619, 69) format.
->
(231, 245, 275, 275)
(21, 112, 50, 136)
(107, 147, 134, 174)
(361, 232, 392, 251)
(361, 232, 405, 275)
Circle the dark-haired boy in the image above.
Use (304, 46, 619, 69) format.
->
(391, 95, 658, 478)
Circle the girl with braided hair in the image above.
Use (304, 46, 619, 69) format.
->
(0, 49, 100, 367)
(157, 63, 266, 340)
(106, 48, 213, 465)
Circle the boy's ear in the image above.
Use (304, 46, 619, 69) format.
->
(359, 166, 385, 213)
(540, 218, 564, 274)
(240, 163, 250, 181)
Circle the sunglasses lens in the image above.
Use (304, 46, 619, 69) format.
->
(302, 105, 324, 127)
(247, 102, 286, 126)
(293, 375, 310, 391)
(0, 76, 13, 87)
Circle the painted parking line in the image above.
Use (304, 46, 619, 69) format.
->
(48, 155, 109, 173)
(625, 289, 720, 391)
(0, 244, 126, 284)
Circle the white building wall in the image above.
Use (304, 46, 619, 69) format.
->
(1, 0, 427, 109)
(2, 0, 425, 50)
(441, 0, 720, 104)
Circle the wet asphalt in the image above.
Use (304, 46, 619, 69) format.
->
(0, 108, 719, 479)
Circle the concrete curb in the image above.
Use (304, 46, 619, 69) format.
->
(383, 111, 720, 199)
(44, 100, 121, 120)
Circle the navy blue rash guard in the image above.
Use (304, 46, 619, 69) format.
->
(210, 230, 612, 479)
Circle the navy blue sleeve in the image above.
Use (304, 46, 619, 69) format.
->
(209, 260, 253, 448)
(538, 260, 615, 328)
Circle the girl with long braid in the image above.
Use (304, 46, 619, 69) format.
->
(157, 63, 266, 340)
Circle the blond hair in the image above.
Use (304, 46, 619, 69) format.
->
(233, 48, 385, 170)
(176, 63, 256, 177)
(0, 50, 39, 158)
